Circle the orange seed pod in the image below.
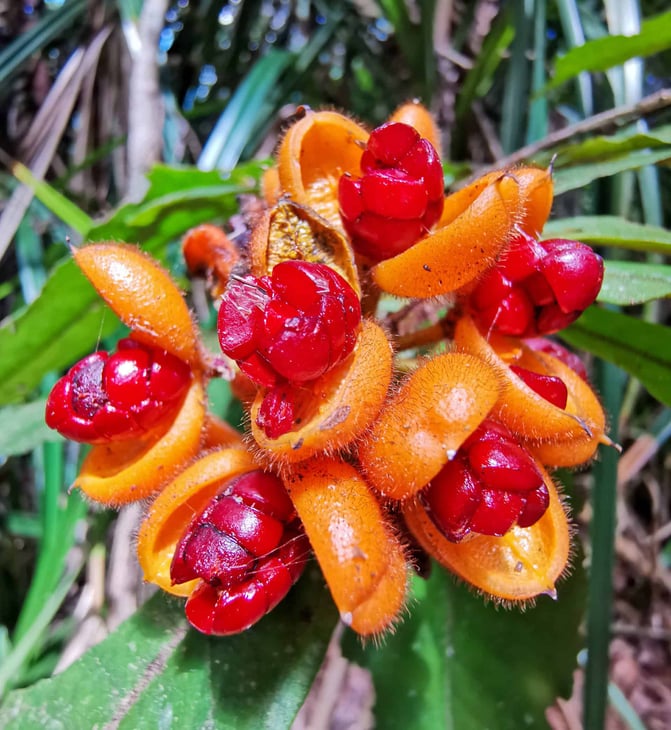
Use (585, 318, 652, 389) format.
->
(136, 447, 257, 596)
(276, 110, 368, 229)
(404, 463, 569, 601)
(388, 101, 441, 155)
(73, 243, 201, 368)
(182, 224, 240, 297)
(74, 379, 207, 506)
(250, 320, 393, 463)
(283, 457, 407, 635)
(454, 315, 606, 459)
(372, 173, 523, 298)
(359, 353, 501, 500)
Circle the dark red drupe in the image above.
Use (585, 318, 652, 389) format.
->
(170, 470, 310, 636)
(469, 233, 604, 337)
(422, 419, 549, 541)
(338, 122, 444, 261)
(45, 338, 191, 443)
(217, 260, 361, 439)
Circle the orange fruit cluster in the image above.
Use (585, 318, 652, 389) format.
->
(55, 103, 610, 637)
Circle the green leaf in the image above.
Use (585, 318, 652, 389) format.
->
(345, 559, 586, 729)
(11, 162, 92, 235)
(555, 124, 671, 165)
(552, 147, 671, 195)
(599, 261, 671, 305)
(198, 51, 295, 172)
(560, 307, 671, 406)
(0, 399, 61, 456)
(0, 569, 337, 729)
(88, 163, 263, 245)
(0, 0, 87, 88)
(0, 256, 121, 405)
(543, 216, 671, 255)
(547, 10, 671, 91)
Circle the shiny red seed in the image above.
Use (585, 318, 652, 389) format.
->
(467, 439, 544, 493)
(540, 239, 604, 313)
(423, 419, 549, 541)
(338, 121, 444, 262)
(510, 366, 568, 409)
(174, 471, 310, 636)
(524, 337, 589, 381)
(45, 339, 191, 444)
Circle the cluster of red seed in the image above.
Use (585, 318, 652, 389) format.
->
(45, 105, 609, 639)
(468, 231, 604, 337)
(217, 260, 361, 438)
(339, 122, 444, 261)
(45, 338, 191, 443)
(170, 471, 309, 635)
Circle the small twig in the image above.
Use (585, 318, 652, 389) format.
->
(462, 88, 671, 182)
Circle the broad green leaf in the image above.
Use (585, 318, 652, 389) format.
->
(553, 147, 671, 195)
(0, 568, 337, 729)
(345, 559, 586, 729)
(547, 10, 671, 90)
(87, 163, 264, 244)
(561, 307, 671, 406)
(599, 261, 671, 305)
(0, 257, 121, 405)
(543, 216, 671, 255)
(0, 399, 61, 456)
(555, 125, 671, 165)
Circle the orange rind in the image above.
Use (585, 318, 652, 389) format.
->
(73, 243, 201, 368)
(74, 378, 207, 505)
(454, 315, 605, 461)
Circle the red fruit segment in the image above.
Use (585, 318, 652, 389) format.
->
(509, 366, 568, 409)
(218, 260, 361, 389)
(338, 122, 444, 261)
(45, 338, 191, 443)
(170, 471, 310, 636)
(422, 419, 546, 540)
(469, 233, 604, 337)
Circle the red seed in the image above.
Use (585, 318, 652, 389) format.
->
(510, 366, 568, 409)
(45, 339, 191, 443)
(338, 122, 444, 262)
(422, 419, 549, 541)
(172, 471, 310, 636)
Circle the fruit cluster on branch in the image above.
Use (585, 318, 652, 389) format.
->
(46, 103, 609, 637)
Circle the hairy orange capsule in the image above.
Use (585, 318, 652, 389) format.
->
(249, 199, 361, 298)
(73, 243, 201, 368)
(283, 457, 407, 635)
(250, 320, 393, 463)
(136, 447, 257, 596)
(74, 378, 206, 505)
(404, 463, 569, 601)
(276, 109, 368, 229)
(388, 101, 441, 155)
(454, 315, 606, 461)
(359, 353, 501, 500)
(372, 174, 522, 298)
(182, 224, 240, 297)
